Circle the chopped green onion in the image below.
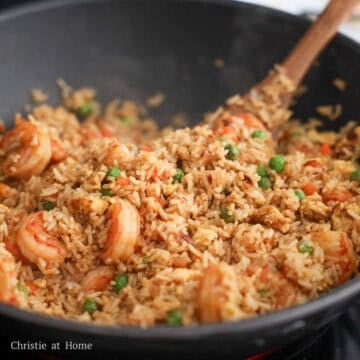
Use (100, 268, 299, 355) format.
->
(118, 117, 132, 127)
(217, 137, 230, 143)
(82, 298, 99, 314)
(258, 289, 269, 298)
(113, 274, 129, 293)
(77, 102, 95, 119)
(291, 131, 303, 139)
(0, 175, 5, 182)
(173, 168, 184, 183)
(41, 201, 56, 211)
(107, 167, 121, 179)
(294, 190, 305, 201)
(16, 284, 29, 298)
(166, 309, 182, 326)
(258, 176, 272, 190)
(299, 241, 314, 255)
(350, 170, 360, 181)
(220, 206, 236, 224)
(251, 130, 267, 139)
(225, 144, 240, 161)
(101, 188, 113, 197)
(269, 155, 285, 173)
(257, 164, 268, 177)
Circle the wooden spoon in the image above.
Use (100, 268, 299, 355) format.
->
(224, 0, 360, 130)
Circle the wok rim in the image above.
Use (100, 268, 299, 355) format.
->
(0, 0, 359, 340)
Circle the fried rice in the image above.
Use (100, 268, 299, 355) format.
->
(0, 71, 359, 327)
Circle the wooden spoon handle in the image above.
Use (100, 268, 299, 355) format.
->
(219, 0, 360, 131)
(282, 0, 360, 87)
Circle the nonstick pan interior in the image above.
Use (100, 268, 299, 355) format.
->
(0, 0, 360, 358)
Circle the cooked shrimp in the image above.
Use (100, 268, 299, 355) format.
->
(4, 236, 26, 262)
(81, 266, 114, 293)
(0, 183, 18, 207)
(102, 139, 134, 167)
(16, 212, 67, 272)
(196, 263, 240, 324)
(332, 199, 360, 252)
(70, 195, 108, 216)
(247, 259, 300, 308)
(0, 183, 17, 199)
(0, 245, 18, 305)
(0, 118, 52, 178)
(50, 138, 68, 163)
(312, 231, 358, 284)
(102, 199, 140, 263)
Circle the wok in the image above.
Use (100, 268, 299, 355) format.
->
(0, 0, 360, 358)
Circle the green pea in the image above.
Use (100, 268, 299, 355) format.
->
(251, 130, 267, 139)
(77, 102, 95, 119)
(118, 117, 132, 127)
(41, 201, 56, 211)
(299, 241, 314, 255)
(82, 298, 99, 314)
(166, 309, 182, 326)
(225, 144, 240, 161)
(220, 206, 236, 224)
(16, 284, 29, 298)
(107, 167, 121, 179)
(269, 155, 285, 173)
(257, 164, 268, 177)
(294, 190, 305, 201)
(173, 168, 184, 183)
(350, 170, 360, 181)
(258, 176, 272, 190)
(101, 188, 113, 197)
(113, 274, 129, 293)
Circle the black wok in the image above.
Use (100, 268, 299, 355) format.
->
(0, 0, 360, 359)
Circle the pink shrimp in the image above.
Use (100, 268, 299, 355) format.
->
(16, 212, 67, 272)
(0, 118, 51, 178)
(81, 266, 114, 293)
(102, 199, 140, 263)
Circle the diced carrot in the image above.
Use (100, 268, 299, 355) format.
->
(303, 182, 318, 196)
(323, 189, 352, 203)
(100, 126, 115, 137)
(156, 196, 165, 206)
(8, 296, 18, 306)
(240, 113, 265, 130)
(320, 144, 332, 156)
(293, 144, 311, 154)
(82, 128, 100, 141)
(150, 169, 159, 181)
(50, 139, 68, 163)
(220, 126, 232, 135)
(140, 145, 154, 152)
(150, 169, 167, 181)
(116, 177, 130, 186)
(217, 126, 238, 142)
(304, 160, 322, 168)
(26, 280, 38, 295)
